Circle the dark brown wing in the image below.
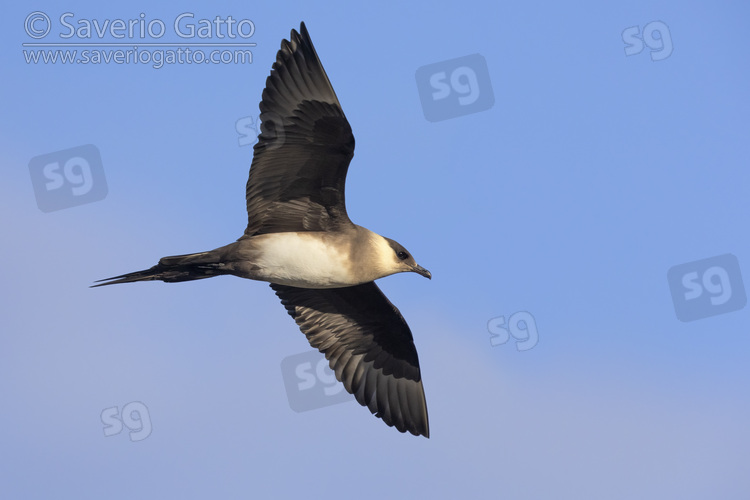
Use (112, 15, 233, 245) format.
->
(271, 282, 430, 437)
(244, 22, 355, 236)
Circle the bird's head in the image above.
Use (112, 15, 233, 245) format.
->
(380, 237, 431, 280)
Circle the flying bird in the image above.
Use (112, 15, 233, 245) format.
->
(94, 22, 431, 437)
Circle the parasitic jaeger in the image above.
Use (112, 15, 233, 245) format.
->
(94, 22, 431, 438)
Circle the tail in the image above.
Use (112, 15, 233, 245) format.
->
(92, 248, 231, 288)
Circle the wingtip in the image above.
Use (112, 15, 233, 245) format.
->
(404, 422, 430, 438)
(411, 423, 430, 438)
(415, 411, 430, 438)
(295, 22, 311, 45)
(292, 21, 308, 40)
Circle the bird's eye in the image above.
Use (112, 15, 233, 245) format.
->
(397, 251, 409, 260)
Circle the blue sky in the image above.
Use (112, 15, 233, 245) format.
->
(2, 1, 749, 498)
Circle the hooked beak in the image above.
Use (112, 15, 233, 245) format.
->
(412, 264, 432, 280)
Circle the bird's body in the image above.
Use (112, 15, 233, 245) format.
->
(95, 22, 431, 437)
(239, 228, 411, 288)
(240, 231, 360, 288)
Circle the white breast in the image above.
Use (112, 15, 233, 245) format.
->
(251, 232, 357, 288)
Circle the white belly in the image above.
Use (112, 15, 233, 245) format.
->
(251, 232, 356, 288)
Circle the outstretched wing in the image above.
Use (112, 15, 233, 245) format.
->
(271, 282, 430, 437)
(244, 22, 355, 236)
